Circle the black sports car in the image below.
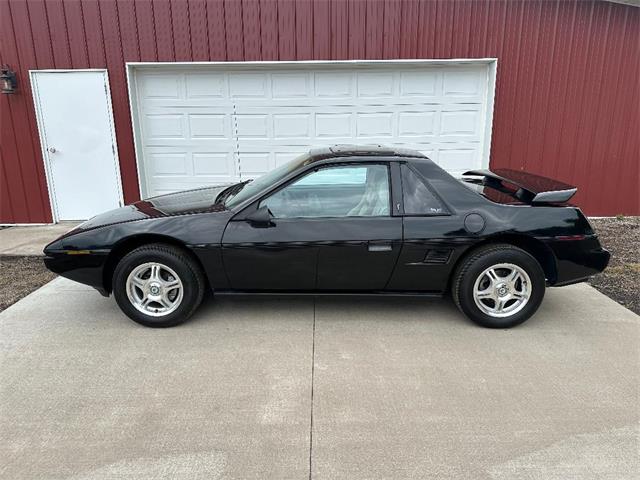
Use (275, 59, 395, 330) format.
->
(44, 145, 609, 328)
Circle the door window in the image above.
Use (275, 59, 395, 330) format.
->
(401, 164, 446, 215)
(260, 164, 390, 218)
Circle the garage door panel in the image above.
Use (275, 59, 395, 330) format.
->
(314, 72, 353, 97)
(316, 113, 352, 138)
(143, 146, 237, 196)
(443, 68, 484, 97)
(138, 74, 182, 99)
(273, 114, 312, 138)
(233, 108, 483, 144)
(142, 113, 235, 145)
(188, 114, 231, 139)
(143, 139, 235, 149)
(143, 114, 185, 139)
(139, 99, 235, 108)
(144, 145, 236, 154)
(185, 73, 226, 97)
(235, 105, 483, 141)
(239, 153, 272, 177)
(356, 113, 395, 137)
(235, 103, 482, 116)
(193, 152, 236, 177)
(134, 63, 491, 197)
(440, 110, 483, 137)
(229, 73, 267, 97)
(235, 114, 270, 138)
(227, 97, 484, 108)
(399, 71, 438, 96)
(148, 153, 190, 176)
(398, 111, 437, 136)
(356, 71, 394, 97)
(137, 66, 487, 105)
(272, 73, 310, 98)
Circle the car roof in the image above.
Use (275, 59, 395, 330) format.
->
(308, 144, 428, 162)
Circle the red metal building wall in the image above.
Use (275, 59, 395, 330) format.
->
(0, 0, 638, 223)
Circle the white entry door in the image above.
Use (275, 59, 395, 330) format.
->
(31, 70, 123, 220)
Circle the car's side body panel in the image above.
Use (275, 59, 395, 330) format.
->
(221, 216, 403, 291)
(543, 237, 611, 285)
(44, 209, 234, 294)
(44, 148, 609, 298)
(387, 216, 475, 292)
(314, 217, 402, 290)
(386, 158, 608, 291)
(221, 219, 319, 290)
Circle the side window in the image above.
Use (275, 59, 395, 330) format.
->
(260, 164, 390, 218)
(401, 164, 446, 215)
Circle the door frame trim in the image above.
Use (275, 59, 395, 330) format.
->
(126, 58, 498, 200)
(30, 69, 124, 223)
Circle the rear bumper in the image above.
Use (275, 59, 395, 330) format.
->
(43, 251, 110, 296)
(545, 236, 610, 286)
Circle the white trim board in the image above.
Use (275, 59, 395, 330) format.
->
(127, 59, 498, 199)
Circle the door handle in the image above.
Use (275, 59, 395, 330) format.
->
(368, 243, 392, 252)
(48, 147, 57, 153)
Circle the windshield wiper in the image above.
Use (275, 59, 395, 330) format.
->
(215, 180, 252, 205)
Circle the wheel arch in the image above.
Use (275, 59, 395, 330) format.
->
(450, 234, 558, 291)
(103, 234, 207, 294)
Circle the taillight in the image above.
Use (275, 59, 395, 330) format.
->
(554, 235, 587, 241)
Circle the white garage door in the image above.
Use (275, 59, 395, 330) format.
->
(132, 62, 494, 198)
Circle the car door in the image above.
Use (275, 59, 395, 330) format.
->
(221, 161, 402, 291)
(220, 210, 319, 291)
(386, 162, 459, 292)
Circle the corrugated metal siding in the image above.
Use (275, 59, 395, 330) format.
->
(0, 0, 638, 223)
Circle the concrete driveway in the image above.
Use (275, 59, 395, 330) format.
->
(1, 279, 638, 480)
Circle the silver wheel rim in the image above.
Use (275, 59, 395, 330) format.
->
(126, 262, 184, 317)
(473, 263, 531, 318)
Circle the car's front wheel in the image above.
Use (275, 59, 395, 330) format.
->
(452, 244, 546, 328)
(113, 243, 205, 327)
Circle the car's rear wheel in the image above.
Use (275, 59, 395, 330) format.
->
(452, 244, 545, 328)
(113, 243, 205, 327)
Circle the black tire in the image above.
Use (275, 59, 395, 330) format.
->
(112, 243, 205, 328)
(452, 244, 545, 328)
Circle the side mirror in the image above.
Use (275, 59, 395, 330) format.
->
(246, 205, 274, 228)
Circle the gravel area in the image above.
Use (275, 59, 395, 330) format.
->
(0, 256, 56, 312)
(589, 216, 640, 315)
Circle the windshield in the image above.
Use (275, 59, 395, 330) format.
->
(224, 153, 312, 208)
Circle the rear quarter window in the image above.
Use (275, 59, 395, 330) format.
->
(401, 164, 447, 215)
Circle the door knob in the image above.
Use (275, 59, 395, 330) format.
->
(48, 147, 57, 153)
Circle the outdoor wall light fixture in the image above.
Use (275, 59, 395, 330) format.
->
(1, 65, 17, 94)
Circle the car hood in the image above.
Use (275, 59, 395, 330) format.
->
(63, 185, 230, 237)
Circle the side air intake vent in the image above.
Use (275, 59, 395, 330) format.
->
(424, 249, 452, 264)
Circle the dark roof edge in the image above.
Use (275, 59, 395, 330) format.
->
(309, 144, 427, 160)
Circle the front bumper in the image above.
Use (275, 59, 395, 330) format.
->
(44, 251, 110, 296)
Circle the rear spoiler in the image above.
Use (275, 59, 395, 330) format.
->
(462, 168, 577, 204)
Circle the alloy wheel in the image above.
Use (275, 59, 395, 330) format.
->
(472, 263, 531, 318)
(126, 262, 184, 317)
